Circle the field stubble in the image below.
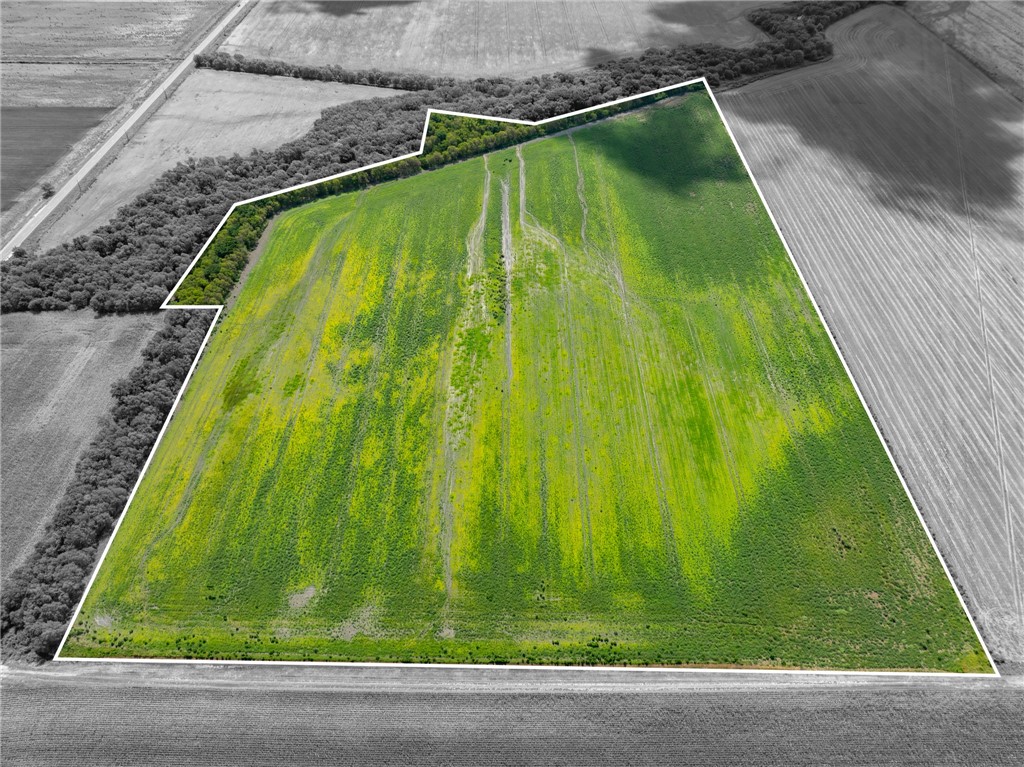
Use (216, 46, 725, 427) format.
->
(906, 1, 1024, 101)
(219, 0, 766, 77)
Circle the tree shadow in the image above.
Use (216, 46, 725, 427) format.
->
(645, 1, 766, 48)
(583, 2, 765, 68)
(583, 47, 618, 70)
(271, 1, 419, 18)
(569, 90, 748, 198)
(720, 5, 1023, 229)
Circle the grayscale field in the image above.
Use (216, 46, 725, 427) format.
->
(719, 4, 1024, 670)
(0, 1, 233, 230)
(0, 312, 163, 578)
(907, 1, 1024, 101)
(36, 70, 404, 251)
(219, 0, 766, 78)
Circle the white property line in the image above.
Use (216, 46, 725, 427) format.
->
(54, 78, 999, 677)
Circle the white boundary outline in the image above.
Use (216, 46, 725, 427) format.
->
(53, 78, 999, 678)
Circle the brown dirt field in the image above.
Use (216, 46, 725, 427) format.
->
(906, 1, 1024, 101)
(2, 663, 1021, 766)
(719, 4, 1024, 669)
(35, 69, 405, 252)
(0, 312, 163, 580)
(219, 0, 767, 77)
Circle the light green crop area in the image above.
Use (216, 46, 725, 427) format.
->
(65, 91, 989, 672)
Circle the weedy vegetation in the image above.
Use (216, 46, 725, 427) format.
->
(63, 91, 988, 672)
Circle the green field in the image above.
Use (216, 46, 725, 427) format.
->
(64, 91, 989, 672)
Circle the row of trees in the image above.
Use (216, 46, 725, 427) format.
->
(1, 311, 214, 660)
(194, 51, 454, 92)
(173, 87, 688, 305)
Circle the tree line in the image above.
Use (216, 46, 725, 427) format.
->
(194, 50, 454, 92)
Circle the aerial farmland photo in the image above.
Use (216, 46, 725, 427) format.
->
(1, 2, 1021, 765)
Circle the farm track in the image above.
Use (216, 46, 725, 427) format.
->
(3, 663, 1022, 766)
(719, 4, 1024, 667)
(438, 161, 494, 609)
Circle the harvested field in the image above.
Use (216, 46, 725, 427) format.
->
(906, 1, 1024, 101)
(2, 664, 1021, 766)
(0, 1, 234, 235)
(719, 4, 1024, 669)
(36, 70, 405, 252)
(0, 64, 147, 109)
(219, 0, 766, 77)
(0, 106, 110, 212)
(0, 312, 163, 579)
(64, 93, 987, 672)
(0, 1, 231, 62)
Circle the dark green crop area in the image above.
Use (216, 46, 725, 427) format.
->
(64, 90, 989, 672)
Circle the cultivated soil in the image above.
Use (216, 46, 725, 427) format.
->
(219, 0, 766, 77)
(0, 311, 163, 580)
(719, 3, 1024, 670)
(906, 1, 1024, 101)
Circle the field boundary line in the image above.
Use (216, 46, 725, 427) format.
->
(47, 655, 998, 678)
(54, 78, 999, 676)
(52, 305, 223, 659)
(703, 85, 1000, 677)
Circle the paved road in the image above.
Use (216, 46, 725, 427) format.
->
(0, 0, 252, 261)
